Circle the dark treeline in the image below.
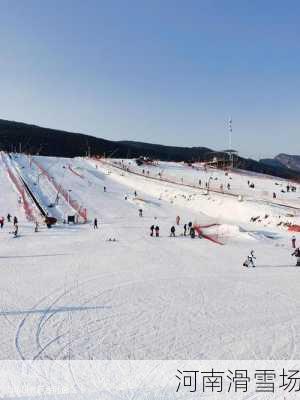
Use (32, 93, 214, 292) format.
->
(0, 118, 299, 181)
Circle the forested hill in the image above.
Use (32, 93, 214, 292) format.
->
(0, 119, 212, 160)
(0, 118, 299, 181)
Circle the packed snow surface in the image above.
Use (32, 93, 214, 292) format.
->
(0, 153, 300, 360)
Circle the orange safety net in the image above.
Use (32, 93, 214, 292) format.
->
(288, 225, 300, 232)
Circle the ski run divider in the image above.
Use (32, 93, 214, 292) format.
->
(1, 152, 36, 222)
(68, 164, 85, 179)
(99, 159, 300, 212)
(31, 158, 88, 223)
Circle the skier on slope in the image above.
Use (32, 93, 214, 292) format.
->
(243, 250, 256, 268)
(292, 248, 300, 266)
(94, 218, 98, 229)
(176, 215, 180, 225)
(170, 226, 176, 237)
(190, 227, 195, 239)
(13, 216, 18, 226)
(0, 217, 4, 229)
(155, 225, 160, 237)
(13, 223, 19, 238)
(292, 235, 296, 249)
(150, 225, 154, 237)
(139, 209, 143, 217)
(183, 224, 187, 236)
(7, 213, 11, 222)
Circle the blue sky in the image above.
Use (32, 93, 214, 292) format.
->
(0, 0, 299, 159)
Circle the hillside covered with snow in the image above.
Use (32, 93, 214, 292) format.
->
(0, 152, 300, 360)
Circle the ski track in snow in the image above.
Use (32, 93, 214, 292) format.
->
(0, 153, 300, 360)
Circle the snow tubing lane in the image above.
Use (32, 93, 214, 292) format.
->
(1, 153, 36, 221)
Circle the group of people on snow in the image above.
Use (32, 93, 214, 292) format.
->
(243, 236, 300, 268)
(150, 225, 160, 237)
(91, 182, 300, 268)
(0, 213, 19, 237)
(291, 236, 300, 266)
(292, 248, 300, 266)
(149, 217, 200, 240)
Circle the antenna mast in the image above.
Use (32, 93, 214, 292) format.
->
(228, 116, 232, 150)
(228, 117, 233, 168)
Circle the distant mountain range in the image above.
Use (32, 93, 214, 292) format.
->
(0, 118, 299, 181)
(260, 153, 300, 173)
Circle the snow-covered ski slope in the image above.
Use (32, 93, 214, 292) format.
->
(0, 154, 26, 222)
(110, 158, 300, 208)
(0, 153, 300, 360)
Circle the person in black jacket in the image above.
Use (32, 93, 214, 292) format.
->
(155, 225, 160, 237)
(292, 248, 300, 266)
(243, 250, 256, 268)
(170, 226, 175, 237)
(150, 225, 154, 237)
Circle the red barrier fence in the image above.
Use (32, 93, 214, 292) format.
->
(288, 225, 300, 233)
(194, 224, 224, 245)
(1, 153, 35, 221)
(31, 158, 87, 222)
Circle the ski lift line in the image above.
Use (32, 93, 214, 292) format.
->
(31, 158, 88, 222)
(11, 157, 49, 218)
(100, 159, 300, 212)
(101, 159, 242, 198)
(32, 156, 62, 185)
(68, 165, 84, 179)
(17, 174, 47, 217)
(99, 159, 239, 197)
(54, 167, 67, 205)
(106, 148, 120, 159)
